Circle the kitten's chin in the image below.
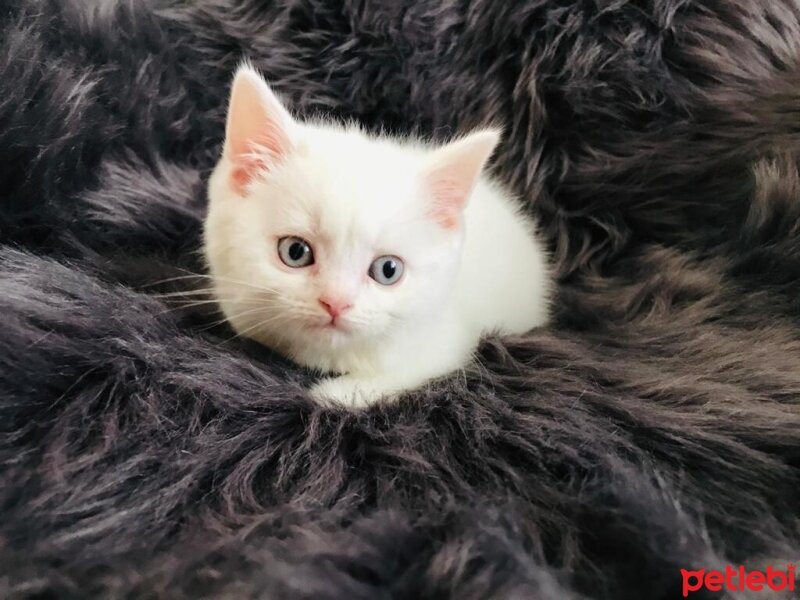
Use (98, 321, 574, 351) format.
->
(305, 321, 359, 346)
(310, 320, 352, 335)
(288, 330, 377, 374)
(226, 310, 379, 373)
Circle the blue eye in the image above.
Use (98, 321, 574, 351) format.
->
(369, 255, 404, 285)
(278, 236, 314, 268)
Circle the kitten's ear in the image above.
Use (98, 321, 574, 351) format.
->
(423, 129, 501, 229)
(223, 64, 296, 195)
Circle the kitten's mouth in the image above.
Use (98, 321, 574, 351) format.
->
(313, 317, 350, 333)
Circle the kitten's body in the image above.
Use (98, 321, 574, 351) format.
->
(310, 176, 548, 401)
(204, 66, 550, 407)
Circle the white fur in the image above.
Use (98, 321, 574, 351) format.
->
(204, 66, 551, 408)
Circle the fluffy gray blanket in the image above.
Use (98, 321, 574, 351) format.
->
(1, 1, 799, 598)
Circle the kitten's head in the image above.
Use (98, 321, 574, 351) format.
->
(204, 65, 499, 370)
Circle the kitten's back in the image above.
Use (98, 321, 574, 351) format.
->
(455, 178, 550, 335)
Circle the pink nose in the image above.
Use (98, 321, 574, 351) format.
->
(319, 297, 352, 319)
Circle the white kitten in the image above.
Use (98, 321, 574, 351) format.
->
(204, 65, 551, 407)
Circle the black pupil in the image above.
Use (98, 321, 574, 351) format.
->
(382, 260, 396, 280)
(289, 242, 306, 262)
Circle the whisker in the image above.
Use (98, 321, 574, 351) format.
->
(195, 306, 268, 332)
(151, 289, 217, 299)
(141, 273, 213, 287)
(143, 271, 277, 290)
(147, 278, 283, 298)
(156, 294, 299, 314)
(155, 299, 260, 314)
(218, 314, 293, 345)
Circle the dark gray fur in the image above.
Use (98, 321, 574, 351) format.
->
(1, 0, 799, 598)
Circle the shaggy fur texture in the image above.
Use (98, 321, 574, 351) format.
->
(1, 0, 800, 598)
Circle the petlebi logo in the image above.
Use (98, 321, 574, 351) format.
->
(681, 565, 796, 597)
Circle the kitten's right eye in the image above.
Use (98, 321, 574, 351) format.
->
(278, 236, 314, 268)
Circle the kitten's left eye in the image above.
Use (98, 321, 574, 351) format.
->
(278, 236, 314, 268)
(369, 256, 404, 285)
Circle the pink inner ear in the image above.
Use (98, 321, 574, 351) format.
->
(428, 176, 469, 230)
(229, 127, 287, 166)
(423, 129, 501, 230)
(224, 67, 293, 195)
(230, 156, 267, 196)
(228, 131, 283, 195)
